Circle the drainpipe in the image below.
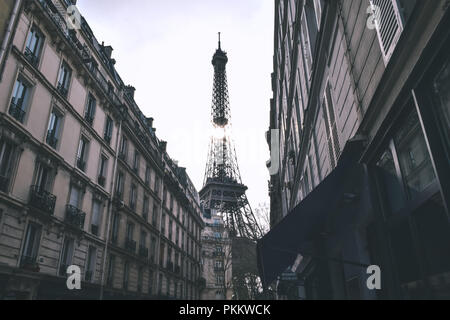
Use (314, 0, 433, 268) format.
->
(99, 118, 122, 300)
(0, 0, 22, 80)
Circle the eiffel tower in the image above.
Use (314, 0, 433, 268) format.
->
(200, 34, 262, 241)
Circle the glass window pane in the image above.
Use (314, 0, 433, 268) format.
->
(432, 59, 450, 153)
(395, 110, 436, 199)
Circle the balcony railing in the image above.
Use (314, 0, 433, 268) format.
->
(57, 83, 68, 98)
(213, 252, 225, 258)
(214, 266, 225, 272)
(29, 185, 56, 215)
(76, 157, 86, 171)
(139, 246, 148, 258)
(0, 175, 9, 193)
(125, 238, 136, 253)
(65, 205, 86, 229)
(84, 113, 94, 126)
(20, 255, 39, 271)
(91, 224, 99, 236)
(24, 47, 39, 67)
(46, 130, 58, 149)
(9, 101, 26, 123)
(97, 176, 106, 187)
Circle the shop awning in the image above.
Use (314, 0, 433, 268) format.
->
(257, 138, 366, 287)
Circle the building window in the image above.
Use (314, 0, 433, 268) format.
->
(133, 151, 140, 173)
(21, 222, 42, 268)
(59, 237, 75, 276)
(150, 236, 156, 263)
(46, 109, 63, 149)
(107, 255, 115, 286)
(98, 155, 108, 187)
(116, 171, 124, 199)
(145, 165, 151, 185)
(0, 139, 16, 193)
(84, 93, 96, 125)
(76, 136, 89, 172)
(91, 200, 102, 236)
(375, 105, 437, 215)
(430, 59, 450, 156)
(57, 61, 72, 98)
(142, 196, 149, 221)
(394, 109, 436, 199)
(159, 243, 165, 266)
(370, 0, 404, 64)
(152, 204, 158, 226)
(123, 261, 129, 290)
(119, 136, 128, 160)
(33, 161, 54, 195)
(137, 267, 143, 293)
(104, 116, 113, 144)
(69, 185, 82, 208)
(9, 77, 31, 123)
(130, 184, 137, 211)
(322, 83, 340, 168)
(85, 246, 97, 282)
(161, 213, 166, 235)
(154, 175, 160, 194)
(24, 25, 44, 67)
(148, 270, 154, 294)
(111, 213, 120, 244)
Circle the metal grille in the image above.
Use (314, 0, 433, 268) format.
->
(371, 0, 403, 63)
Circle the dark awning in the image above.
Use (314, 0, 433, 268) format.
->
(257, 138, 366, 287)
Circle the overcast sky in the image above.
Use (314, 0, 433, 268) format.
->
(76, 0, 274, 210)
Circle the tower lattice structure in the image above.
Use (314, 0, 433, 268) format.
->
(200, 35, 262, 241)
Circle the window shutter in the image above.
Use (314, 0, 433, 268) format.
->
(371, 0, 404, 64)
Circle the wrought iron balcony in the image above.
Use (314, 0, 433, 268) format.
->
(76, 157, 86, 171)
(84, 113, 94, 126)
(24, 47, 39, 67)
(97, 176, 106, 187)
(91, 224, 99, 236)
(9, 101, 26, 123)
(65, 205, 86, 229)
(29, 185, 56, 215)
(57, 83, 68, 98)
(20, 255, 39, 272)
(139, 246, 148, 258)
(104, 133, 112, 144)
(46, 130, 58, 149)
(125, 238, 136, 253)
(0, 175, 9, 193)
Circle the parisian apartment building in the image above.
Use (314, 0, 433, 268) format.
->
(0, 0, 204, 300)
(200, 209, 233, 300)
(260, 0, 450, 300)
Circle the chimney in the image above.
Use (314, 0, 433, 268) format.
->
(146, 117, 154, 128)
(103, 44, 114, 59)
(160, 141, 167, 152)
(124, 85, 136, 99)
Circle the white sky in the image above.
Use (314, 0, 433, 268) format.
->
(76, 0, 274, 209)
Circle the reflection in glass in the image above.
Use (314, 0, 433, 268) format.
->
(395, 110, 436, 199)
(432, 60, 450, 153)
(376, 149, 405, 214)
